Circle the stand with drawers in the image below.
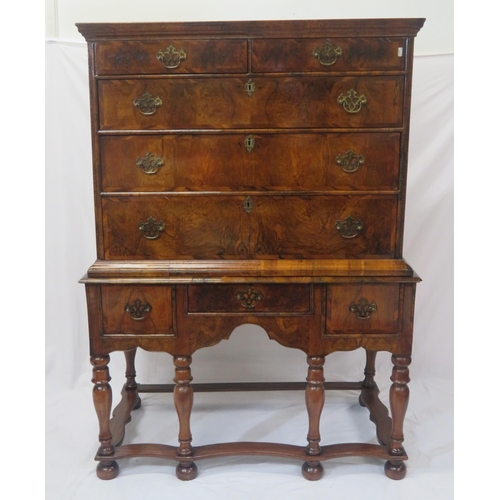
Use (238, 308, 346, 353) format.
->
(77, 19, 424, 481)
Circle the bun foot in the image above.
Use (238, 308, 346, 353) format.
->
(176, 461, 197, 481)
(133, 396, 142, 410)
(301, 461, 324, 481)
(96, 460, 119, 480)
(384, 460, 406, 480)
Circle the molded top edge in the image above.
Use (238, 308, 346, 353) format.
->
(76, 18, 426, 41)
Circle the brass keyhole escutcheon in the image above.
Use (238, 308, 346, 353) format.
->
(243, 196, 254, 214)
(244, 135, 255, 153)
(245, 78, 256, 97)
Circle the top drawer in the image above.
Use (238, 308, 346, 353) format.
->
(252, 38, 406, 73)
(94, 39, 248, 75)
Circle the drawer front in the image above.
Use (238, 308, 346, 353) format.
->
(101, 195, 397, 259)
(252, 37, 405, 73)
(98, 76, 404, 130)
(100, 133, 400, 192)
(101, 285, 174, 335)
(326, 284, 400, 335)
(187, 284, 312, 314)
(95, 39, 248, 74)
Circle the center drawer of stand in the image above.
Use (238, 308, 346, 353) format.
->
(187, 283, 312, 314)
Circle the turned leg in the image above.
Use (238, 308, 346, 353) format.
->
(385, 355, 411, 480)
(91, 355, 119, 480)
(359, 349, 377, 407)
(173, 355, 197, 480)
(302, 355, 325, 481)
(124, 348, 141, 410)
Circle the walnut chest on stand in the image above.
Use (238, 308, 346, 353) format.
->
(77, 18, 425, 481)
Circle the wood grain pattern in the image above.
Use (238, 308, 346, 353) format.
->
(95, 39, 248, 75)
(100, 132, 401, 192)
(326, 284, 400, 335)
(101, 284, 174, 335)
(101, 195, 397, 260)
(252, 37, 405, 73)
(98, 76, 404, 130)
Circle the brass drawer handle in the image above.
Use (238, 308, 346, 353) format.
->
(244, 135, 255, 153)
(335, 216, 364, 238)
(313, 39, 342, 66)
(124, 299, 152, 321)
(349, 298, 377, 320)
(236, 285, 264, 309)
(335, 150, 365, 173)
(156, 45, 187, 69)
(133, 92, 163, 115)
(245, 78, 256, 97)
(138, 216, 166, 240)
(337, 90, 367, 114)
(136, 152, 164, 175)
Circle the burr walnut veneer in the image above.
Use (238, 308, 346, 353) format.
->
(77, 19, 424, 481)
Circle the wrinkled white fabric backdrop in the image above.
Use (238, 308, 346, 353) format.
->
(46, 41, 453, 499)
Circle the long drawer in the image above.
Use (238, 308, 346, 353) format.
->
(100, 132, 400, 192)
(101, 195, 397, 259)
(98, 76, 404, 130)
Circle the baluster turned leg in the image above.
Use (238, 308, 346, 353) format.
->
(359, 349, 377, 407)
(302, 355, 325, 480)
(173, 355, 197, 480)
(385, 355, 411, 480)
(124, 348, 141, 410)
(91, 355, 119, 480)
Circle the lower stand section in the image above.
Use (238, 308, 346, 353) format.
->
(91, 352, 410, 481)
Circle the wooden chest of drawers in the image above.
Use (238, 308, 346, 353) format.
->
(78, 18, 424, 481)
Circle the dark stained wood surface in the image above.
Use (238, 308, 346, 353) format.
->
(95, 39, 248, 75)
(252, 37, 405, 73)
(100, 132, 401, 192)
(98, 76, 404, 130)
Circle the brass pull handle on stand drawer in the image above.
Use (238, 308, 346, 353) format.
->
(156, 45, 187, 68)
(124, 299, 152, 321)
(337, 90, 367, 114)
(349, 298, 377, 320)
(335, 216, 364, 238)
(236, 285, 264, 309)
(335, 150, 365, 173)
(312, 39, 342, 66)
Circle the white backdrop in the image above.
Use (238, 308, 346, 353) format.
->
(45, 38, 453, 498)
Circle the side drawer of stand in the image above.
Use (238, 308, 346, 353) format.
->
(101, 285, 174, 335)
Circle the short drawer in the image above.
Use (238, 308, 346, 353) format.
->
(326, 284, 401, 335)
(101, 194, 397, 260)
(100, 132, 400, 192)
(187, 284, 312, 314)
(95, 39, 248, 75)
(98, 76, 404, 130)
(252, 37, 406, 73)
(101, 285, 174, 335)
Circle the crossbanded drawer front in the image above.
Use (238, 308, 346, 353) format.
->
(252, 38, 405, 73)
(95, 39, 248, 75)
(100, 133, 400, 192)
(101, 195, 397, 259)
(187, 284, 312, 314)
(325, 284, 401, 335)
(101, 285, 174, 335)
(98, 76, 404, 130)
